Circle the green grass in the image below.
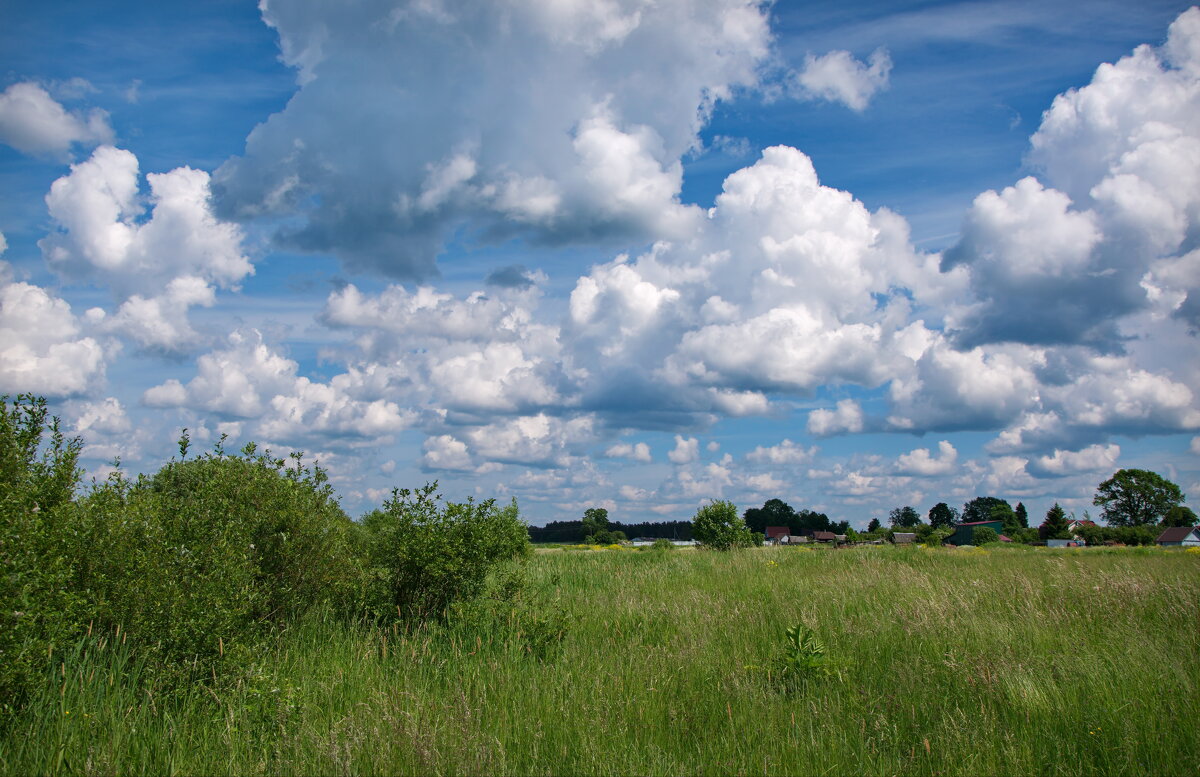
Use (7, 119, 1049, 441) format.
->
(3, 545, 1198, 776)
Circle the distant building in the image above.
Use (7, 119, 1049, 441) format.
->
(783, 535, 809, 544)
(891, 532, 916, 544)
(812, 530, 837, 543)
(1155, 526, 1200, 547)
(1046, 539, 1084, 548)
(1066, 519, 1097, 538)
(765, 526, 790, 544)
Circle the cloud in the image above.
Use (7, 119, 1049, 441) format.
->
(0, 81, 113, 158)
(947, 7, 1200, 348)
(144, 330, 413, 444)
(667, 435, 699, 464)
(794, 48, 892, 111)
(605, 441, 652, 462)
(0, 279, 107, 397)
(746, 438, 816, 466)
(895, 440, 958, 476)
(40, 146, 252, 351)
(1028, 443, 1120, 478)
(214, 0, 773, 277)
(807, 399, 865, 437)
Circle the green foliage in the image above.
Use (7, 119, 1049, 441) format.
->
(0, 395, 85, 709)
(770, 624, 839, 691)
(651, 537, 675, 551)
(581, 507, 609, 541)
(1009, 527, 1040, 544)
(363, 483, 530, 618)
(1076, 524, 1159, 546)
(1015, 502, 1029, 528)
(867, 517, 881, 533)
(587, 528, 626, 545)
(691, 500, 753, 550)
(928, 502, 958, 529)
(1161, 505, 1196, 528)
(962, 496, 1011, 524)
(972, 526, 1000, 545)
(889, 505, 920, 528)
(924, 527, 953, 547)
(1094, 469, 1185, 526)
(1040, 503, 1071, 540)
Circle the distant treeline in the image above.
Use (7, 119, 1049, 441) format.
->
(528, 520, 693, 543)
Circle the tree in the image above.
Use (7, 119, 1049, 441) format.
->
(1014, 502, 1029, 528)
(889, 506, 920, 528)
(962, 496, 1011, 524)
(989, 502, 1021, 535)
(742, 498, 797, 534)
(867, 517, 881, 533)
(927, 502, 958, 529)
(581, 507, 609, 541)
(1039, 503, 1070, 540)
(1093, 469, 1185, 526)
(1162, 505, 1197, 528)
(692, 500, 753, 550)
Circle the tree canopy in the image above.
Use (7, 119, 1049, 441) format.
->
(1039, 503, 1070, 540)
(961, 496, 1011, 524)
(1093, 469, 1185, 527)
(889, 506, 920, 528)
(1162, 505, 1198, 528)
(692, 500, 753, 550)
(928, 502, 958, 529)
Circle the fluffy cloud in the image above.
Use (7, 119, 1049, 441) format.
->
(745, 438, 816, 466)
(1028, 443, 1120, 478)
(807, 399, 865, 437)
(40, 146, 252, 351)
(949, 7, 1200, 346)
(144, 330, 412, 443)
(895, 440, 958, 476)
(0, 81, 113, 158)
(0, 278, 107, 397)
(794, 48, 892, 111)
(605, 441, 652, 462)
(214, 0, 772, 277)
(667, 435, 699, 464)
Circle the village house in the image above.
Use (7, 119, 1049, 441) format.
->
(1155, 526, 1200, 547)
(946, 520, 1013, 546)
(891, 532, 916, 545)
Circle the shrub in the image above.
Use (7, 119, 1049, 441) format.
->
(68, 442, 362, 673)
(652, 537, 675, 551)
(362, 483, 530, 618)
(972, 526, 1000, 545)
(692, 500, 753, 550)
(1, 395, 85, 709)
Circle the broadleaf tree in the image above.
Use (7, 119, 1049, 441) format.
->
(1093, 469, 1185, 527)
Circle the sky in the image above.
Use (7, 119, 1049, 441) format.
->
(1, 0, 1198, 528)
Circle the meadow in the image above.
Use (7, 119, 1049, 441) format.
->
(3, 544, 1198, 776)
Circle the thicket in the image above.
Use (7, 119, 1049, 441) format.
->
(0, 395, 530, 713)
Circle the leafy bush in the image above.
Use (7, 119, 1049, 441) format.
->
(972, 526, 1000, 545)
(1, 395, 85, 709)
(362, 483, 530, 618)
(652, 537, 675, 551)
(67, 441, 362, 674)
(691, 500, 753, 550)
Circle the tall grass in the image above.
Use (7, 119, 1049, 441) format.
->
(3, 545, 1198, 776)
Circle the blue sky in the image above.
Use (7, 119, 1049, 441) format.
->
(2, 0, 1198, 527)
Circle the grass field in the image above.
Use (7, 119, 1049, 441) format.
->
(2, 544, 1198, 776)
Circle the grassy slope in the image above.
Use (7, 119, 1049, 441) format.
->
(3, 545, 1198, 776)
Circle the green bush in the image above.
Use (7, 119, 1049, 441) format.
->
(691, 500, 753, 550)
(972, 526, 1000, 545)
(0, 395, 85, 709)
(67, 442, 362, 674)
(362, 483, 530, 618)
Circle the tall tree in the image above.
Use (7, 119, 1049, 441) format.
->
(1014, 502, 1029, 528)
(961, 496, 1011, 524)
(692, 500, 753, 550)
(867, 517, 881, 533)
(889, 506, 921, 528)
(1162, 505, 1198, 528)
(1039, 503, 1070, 540)
(1093, 469, 1185, 526)
(928, 502, 958, 529)
(742, 498, 797, 534)
(989, 503, 1021, 535)
(581, 507, 609, 540)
